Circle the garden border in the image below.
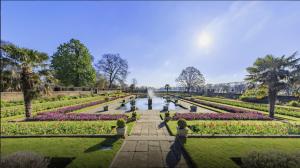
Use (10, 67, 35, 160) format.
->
(187, 135, 300, 138)
(0, 134, 118, 138)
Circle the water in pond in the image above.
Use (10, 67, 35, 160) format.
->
(118, 97, 183, 111)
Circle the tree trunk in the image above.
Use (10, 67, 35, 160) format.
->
(24, 96, 32, 118)
(268, 88, 277, 118)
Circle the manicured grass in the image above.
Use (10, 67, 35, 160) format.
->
(184, 138, 300, 168)
(1, 121, 135, 136)
(1, 137, 123, 168)
(167, 120, 300, 135)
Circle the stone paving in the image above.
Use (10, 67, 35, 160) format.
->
(110, 111, 190, 168)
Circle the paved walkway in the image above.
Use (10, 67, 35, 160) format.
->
(110, 111, 190, 168)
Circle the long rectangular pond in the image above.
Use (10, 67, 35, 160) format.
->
(118, 97, 184, 111)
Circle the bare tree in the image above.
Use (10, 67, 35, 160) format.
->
(176, 66, 205, 93)
(130, 78, 137, 92)
(96, 54, 129, 89)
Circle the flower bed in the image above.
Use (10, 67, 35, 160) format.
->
(194, 96, 300, 118)
(27, 113, 128, 121)
(166, 121, 300, 135)
(24, 96, 129, 121)
(1, 121, 135, 135)
(172, 112, 271, 120)
(190, 98, 263, 114)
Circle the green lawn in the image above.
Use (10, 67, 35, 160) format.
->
(184, 138, 300, 168)
(1, 137, 123, 168)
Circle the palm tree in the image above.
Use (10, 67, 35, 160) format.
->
(246, 52, 300, 118)
(165, 84, 170, 93)
(1, 42, 55, 118)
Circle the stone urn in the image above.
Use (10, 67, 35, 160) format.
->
(131, 105, 136, 112)
(177, 127, 188, 137)
(116, 127, 127, 137)
(190, 106, 197, 112)
(103, 105, 109, 111)
(165, 116, 171, 122)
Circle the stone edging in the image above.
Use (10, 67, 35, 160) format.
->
(0, 134, 118, 138)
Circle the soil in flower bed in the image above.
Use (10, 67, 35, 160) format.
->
(172, 112, 271, 120)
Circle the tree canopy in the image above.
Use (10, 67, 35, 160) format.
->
(51, 39, 96, 87)
(1, 42, 55, 117)
(96, 54, 129, 89)
(176, 66, 205, 93)
(246, 52, 300, 118)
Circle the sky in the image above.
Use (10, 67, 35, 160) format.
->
(2, 1, 300, 88)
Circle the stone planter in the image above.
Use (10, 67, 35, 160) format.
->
(165, 116, 171, 122)
(190, 106, 197, 112)
(116, 127, 127, 137)
(131, 105, 136, 111)
(103, 105, 109, 111)
(163, 106, 168, 111)
(177, 127, 188, 137)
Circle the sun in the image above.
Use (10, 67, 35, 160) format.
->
(197, 31, 213, 48)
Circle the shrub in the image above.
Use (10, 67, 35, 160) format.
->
(1, 151, 49, 168)
(177, 119, 187, 129)
(165, 111, 170, 118)
(132, 111, 137, 118)
(1, 121, 117, 135)
(287, 100, 300, 107)
(241, 150, 300, 168)
(117, 119, 126, 128)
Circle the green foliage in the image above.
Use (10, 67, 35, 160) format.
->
(1, 121, 117, 135)
(246, 52, 300, 118)
(1, 138, 122, 168)
(131, 111, 137, 118)
(51, 39, 96, 87)
(1, 42, 55, 117)
(1, 95, 106, 118)
(240, 86, 268, 102)
(177, 119, 187, 129)
(1, 152, 49, 168)
(165, 111, 170, 118)
(241, 150, 300, 168)
(116, 119, 126, 128)
(287, 100, 300, 107)
(168, 121, 300, 135)
(195, 96, 300, 118)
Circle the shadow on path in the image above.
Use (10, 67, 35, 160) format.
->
(84, 137, 120, 153)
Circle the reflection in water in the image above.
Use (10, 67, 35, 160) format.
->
(119, 97, 183, 111)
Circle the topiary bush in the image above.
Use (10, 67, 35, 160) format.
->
(165, 111, 170, 118)
(287, 100, 300, 107)
(117, 118, 126, 128)
(1, 151, 49, 168)
(177, 118, 187, 129)
(241, 150, 300, 168)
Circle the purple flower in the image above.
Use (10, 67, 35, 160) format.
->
(172, 112, 271, 120)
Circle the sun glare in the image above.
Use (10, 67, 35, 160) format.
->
(197, 31, 213, 48)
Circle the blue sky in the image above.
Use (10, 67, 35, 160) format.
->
(2, 1, 300, 88)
